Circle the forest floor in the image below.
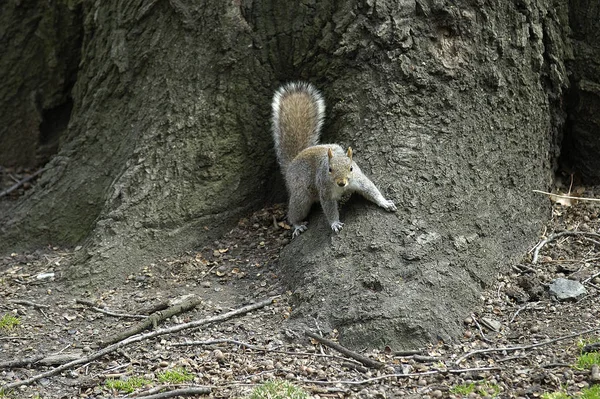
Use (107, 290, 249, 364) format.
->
(1, 186, 600, 398)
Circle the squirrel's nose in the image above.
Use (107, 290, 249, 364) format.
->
(337, 181, 347, 187)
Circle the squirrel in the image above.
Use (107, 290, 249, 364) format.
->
(271, 81, 397, 238)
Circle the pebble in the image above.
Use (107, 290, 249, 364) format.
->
(213, 349, 225, 360)
(159, 361, 169, 367)
(431, 390, 443, 398)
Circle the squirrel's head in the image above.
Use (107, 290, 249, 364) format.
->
(327, 147, 353, 188)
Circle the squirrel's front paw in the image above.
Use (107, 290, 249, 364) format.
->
(331, 221, 344, 233)
(292, 224, 307, 238)
(382, 199, 397, 212)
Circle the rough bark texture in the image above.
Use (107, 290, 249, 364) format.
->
(0, 1, 274, 282)
(254, 0, 569, 349)
(0, 0, 82, 167)
(561, 0, 600, 183)
(0, 0, 580, 349)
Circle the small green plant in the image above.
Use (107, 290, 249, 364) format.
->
(157, 367, 195, 383)
(247, 380, 309, 399)
(582, 385, 600, 399)
(450, 382, 476, 395)
(541, 392, 570, 399)
(105, 376, 151, 393)
(576, 352, 600, 369)
(0, 314, 20, 331)
(450, 381, 501, 397)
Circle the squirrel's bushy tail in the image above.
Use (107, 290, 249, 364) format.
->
(271, 82, 325, 169)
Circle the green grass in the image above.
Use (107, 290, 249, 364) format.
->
(450, 381, 501, 397)
(541, 385, 600, 399)
(576, 352, 600, 369)
(246, 380, 309, 399)
(0, 314, 20, 331)
(105, 376, 152, 393)
(542, 392, 570, 399)
(581, 385, 600, 399)
(157, 367, 195, 383)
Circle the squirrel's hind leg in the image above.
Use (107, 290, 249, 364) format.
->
(288, 192, 313, 238)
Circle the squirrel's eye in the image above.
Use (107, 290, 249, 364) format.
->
(350, 166, 353, 171)
(328, 167, 332, 173)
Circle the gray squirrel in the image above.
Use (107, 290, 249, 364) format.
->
(271, 82, 397, 238)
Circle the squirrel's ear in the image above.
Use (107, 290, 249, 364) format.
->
(328, 148, 333, 160)
(347, 147, 353, 161)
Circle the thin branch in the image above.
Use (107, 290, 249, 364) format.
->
(173, 338, 363, 365)
(533, 190, 600, 203)
(532, 231, 600, 264)
(305, 331, 384, 369)
(456, 326, 600, 365)
(76, 299, 148, 319)
(132, 387, 211, 399)
(100, 295, 202, 346)
(583, 271, 600, 284)
(0, 296, 277, 390)
(301, 366, 502, 386)
(8, 299, 50, 309)
(0, 167, 47, 197)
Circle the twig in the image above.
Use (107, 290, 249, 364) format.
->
(173, 338, 364, 365)
(583, 271, 600, 284)
(0, 296, 277, 390)
(305, 331, 384, 369)
(132, 387, 211, 399)
(0, 167, 47, 197)
(509, 302, 538, 323)
(532, 231, 600, 264)
(582, 342, 600, 354)
(456, 326, 600, 365)
(76, 299, 148, 319)
(0, 354, 82, 369)
(100, 295, 202, 346)
(533, 190, 600, 203)
(8, 299, 50, 309)
(471, 314, 493, 343)
(393, 349, 426, 356)
(301, 366, 502, 386)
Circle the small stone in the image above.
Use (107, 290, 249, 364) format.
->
(213, 349, 225, 360)
(464, 330, 472, 338)
(159, 361, 169, 367)
(549, 278, 587, 301)
(201, 281, 211, 288)
(431, 390, 443, 398)
(481, 317, 502, 332)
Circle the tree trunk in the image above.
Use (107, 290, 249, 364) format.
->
(0, 0, 572, 348)
(561, 0, 600, 183)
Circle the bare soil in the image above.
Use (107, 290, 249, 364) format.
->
(1, 186, 600, 398)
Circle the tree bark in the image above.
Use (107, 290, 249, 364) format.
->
(561, 0, 600, 183)
(0, 0, 574, 348)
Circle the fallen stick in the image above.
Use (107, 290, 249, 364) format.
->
(532, 231, 600, 264)
(100, 295, 202, 346)
(8, 300, 50, 309)
(305, 331, 384, 369)
(0, 167, 47, 198)
(76, 299, 148, 319)
(456, 326, 600, 365)
(133, 387, 211, 399)
(0, 296, 277, 390)
(0, 353, 82, 369)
